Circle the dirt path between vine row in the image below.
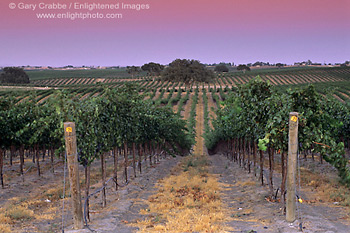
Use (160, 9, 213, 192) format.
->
(65, 156, 185, 233)
(208, 154, 350, 233)
(63, 152, 350, 233)
(193, 90, 204, 156)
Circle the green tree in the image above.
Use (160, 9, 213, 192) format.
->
(214, 64, 229, 73)
(236, 64, 250, 73)
(0, 67, 30, 84)
(126, 66, 140, 78)
(161, 59, 215, 85)
(276, 63, 284, 68)
(141, 62, 164, 76)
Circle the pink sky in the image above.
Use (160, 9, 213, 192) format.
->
(0, 0, 349, 66)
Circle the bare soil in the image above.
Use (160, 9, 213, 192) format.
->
(1, 151, 349, 233)
(208, 154, 350, 233)
(60, 152, 350, 233)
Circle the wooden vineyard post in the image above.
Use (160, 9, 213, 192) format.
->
(64, 122, 84, 229)
(286, 112, 299, 222)
(0, 149, 4, 188)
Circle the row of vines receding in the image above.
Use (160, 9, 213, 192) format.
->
(206, 76, 350, 200)
(0, 83, 194, 220)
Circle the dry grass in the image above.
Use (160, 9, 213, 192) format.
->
(0, 224, 12, 233)
(252, 152, 350, 208)
(133, 155, 233, 232)
(0, 196, 58, 232)
(1, 153, 118, 232)
(44, 186, 69, 201)
(235, 180, 256, 187)
(5, 205, 34, 220)
(2, 204, 57, 231)
(0, 209, 12, 233)
(300, 167, 350, 207)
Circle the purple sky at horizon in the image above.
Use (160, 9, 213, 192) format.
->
(0, 0, 349, 67)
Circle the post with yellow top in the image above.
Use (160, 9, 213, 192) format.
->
(64, 122, 84, 229)
(286, 112, 299, 222)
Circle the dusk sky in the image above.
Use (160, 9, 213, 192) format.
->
(0, 0, 349, 66)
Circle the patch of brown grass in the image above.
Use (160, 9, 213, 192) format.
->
(300, 167, 350, 207)
(5, 205, 34, 221)
(254, 153, 350, 209)
(235, 180, 256, 187)
(44, 186, 69, 201)
(0, 224, 12, 233)
(133, 155, 233, 232)
(2, 195, 58, 231)
(0, 208, 12, 233)
(0, 211, 12, 224)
